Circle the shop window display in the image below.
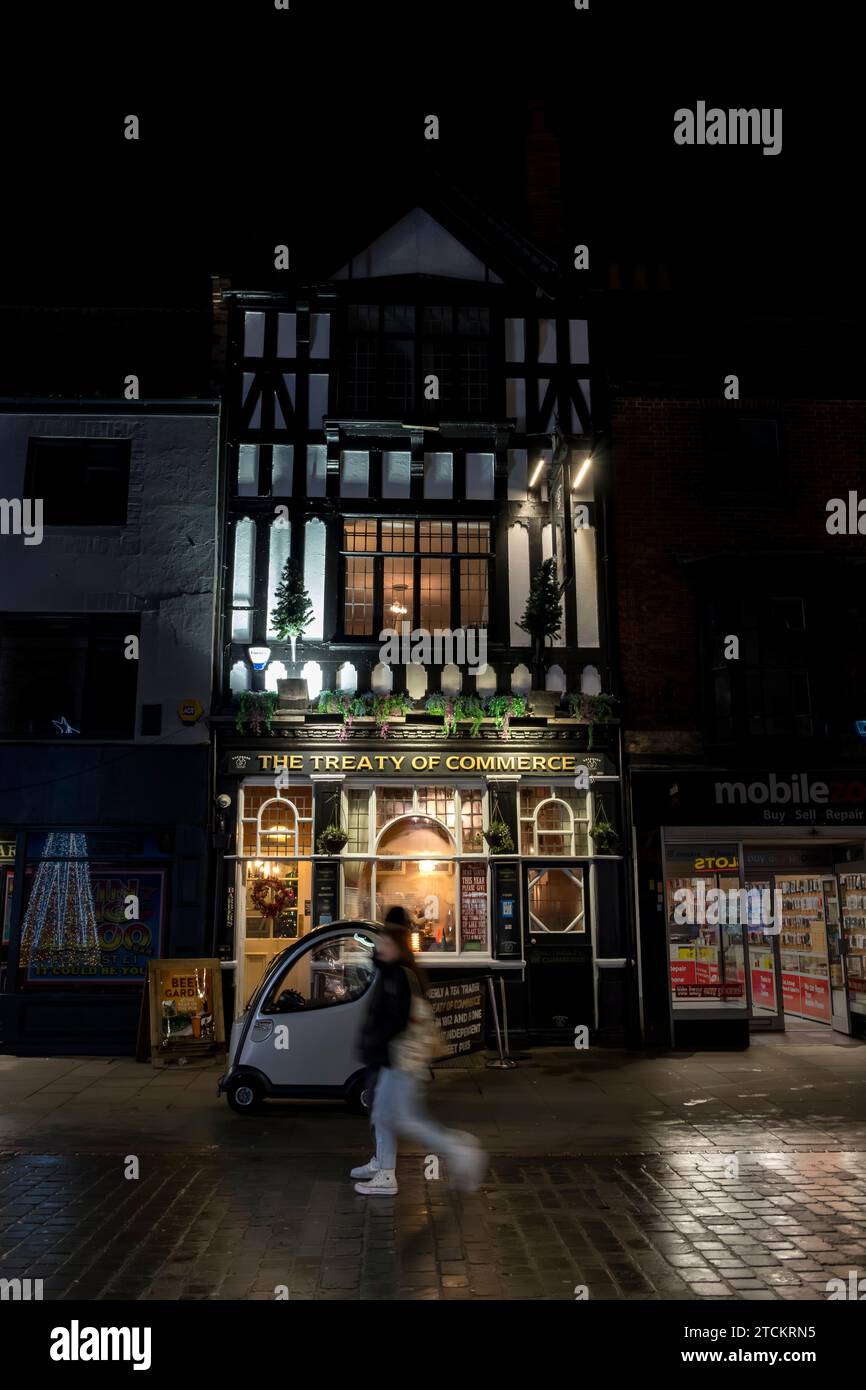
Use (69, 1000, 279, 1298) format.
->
(375, 817, 457, 952)
(777, 875, 835, 1024)
(839, 871, 866, 1017)
(340, 785, 490, 953)
(665, 845, 747, 1011)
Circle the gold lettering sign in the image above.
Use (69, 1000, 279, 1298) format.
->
(256, 753, 577, 775)
(0, 841, 14, 862)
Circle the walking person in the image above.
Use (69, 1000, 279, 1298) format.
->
(351, 906, 486, 1197)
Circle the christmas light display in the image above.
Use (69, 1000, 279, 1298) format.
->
(19, 832, 101, 976)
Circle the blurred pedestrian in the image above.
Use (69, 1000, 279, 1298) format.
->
(351, 907, 486, 1196)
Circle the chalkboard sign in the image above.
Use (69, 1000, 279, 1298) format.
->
(428, 977, 486, 1058)
(314, 860, 340, 927)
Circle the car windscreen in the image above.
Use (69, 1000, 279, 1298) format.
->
(244, 947, 291, 1016)
(261, 929, 379, 1014)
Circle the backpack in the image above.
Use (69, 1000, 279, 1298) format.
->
(389, 968, 442, 1078)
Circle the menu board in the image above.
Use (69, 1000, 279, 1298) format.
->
(460, 863, 488, 951)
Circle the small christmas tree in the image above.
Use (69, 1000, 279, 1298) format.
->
(518, 557, 562, 685)
(271, 558, 314, 664)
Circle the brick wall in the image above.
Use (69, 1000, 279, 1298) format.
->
(610, 396, 866, 743)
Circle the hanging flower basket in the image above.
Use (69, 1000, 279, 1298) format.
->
(316, 823, 349, 855)
(566, 692, 617, 748)
(235, 690, 279, 735)
(483, 819, 515, 854)
(590, 797, 621, 855)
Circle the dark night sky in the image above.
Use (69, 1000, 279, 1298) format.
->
(0, 2, 857, 390)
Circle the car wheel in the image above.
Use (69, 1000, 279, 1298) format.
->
(345, 1076, 370, 1113)
(226, 1075, 265, 1115)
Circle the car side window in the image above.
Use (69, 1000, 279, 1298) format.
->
(264, 934, 376, 1013)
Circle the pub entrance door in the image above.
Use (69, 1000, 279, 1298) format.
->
(523, 863, 594, 1039)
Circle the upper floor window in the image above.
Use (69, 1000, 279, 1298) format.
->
(25, 438, 131, 525)
(703, 415, 783, 505)
(341, 303, 491, 419)
(341, 519, 491, 637)
(706, 595, 812, 741)
(0, 614, 139, 738)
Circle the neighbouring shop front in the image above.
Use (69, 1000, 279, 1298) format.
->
(214, 728, 631, 1044)
(0, 748, 211, 1055)
(631, 768, 866, 1046)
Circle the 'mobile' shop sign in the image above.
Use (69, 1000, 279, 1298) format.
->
(632, 770, 866, 826)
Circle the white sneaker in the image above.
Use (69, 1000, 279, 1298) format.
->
(350, 1157, 380, 1180)
(451, 1135, 487, 1193)
(354, 1169, 398, 1196)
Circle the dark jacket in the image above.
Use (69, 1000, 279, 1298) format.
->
(358, 961, 412, 1068)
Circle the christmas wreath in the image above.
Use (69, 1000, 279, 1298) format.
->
(250, 877, 296, 919)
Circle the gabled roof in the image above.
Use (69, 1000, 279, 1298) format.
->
(328, 178, 559, 297)
(333, 208, 502, 284)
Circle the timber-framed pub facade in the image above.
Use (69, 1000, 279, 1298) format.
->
(211, 190, 632, 1044)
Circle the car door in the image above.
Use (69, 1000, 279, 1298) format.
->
(241, 926, 379, 1090)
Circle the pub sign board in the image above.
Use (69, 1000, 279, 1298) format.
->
(221, 748, 618, 778)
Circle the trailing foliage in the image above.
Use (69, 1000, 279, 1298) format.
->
(485, 693, 527, 740)
(425, 692, 487, 737)
(566, 691, 618, 748)
(235, 690, 279, 735)
(316, 690, 413, 740)
(370, 692, 413, 737)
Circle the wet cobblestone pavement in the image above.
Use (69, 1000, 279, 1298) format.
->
(2, 1149, 865, 1301)
(2, 1031, 865, 1300)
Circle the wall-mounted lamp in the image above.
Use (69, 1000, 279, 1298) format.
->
(529, 458, 546, 489)
(572, 456, 592, 490)
(248, 645, 271, 670)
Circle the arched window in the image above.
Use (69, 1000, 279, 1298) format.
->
(374, 815, 457, 953)
(302, 660, 323, 701)
(519, 786, 589, 856)
(441, 662, 461, 696)
(337, 661, 358, 694)
(265, 660, 287, 693)
(371, 662, 393, 694)
(255, 795, 311, 857)
(511, 662, 532, 696)
(406, 663, 427, 700)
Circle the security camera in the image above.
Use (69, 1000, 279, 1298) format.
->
(215, 794, 232, 811)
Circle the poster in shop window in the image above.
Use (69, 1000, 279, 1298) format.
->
(20, 867, 164, 984)
(145, 958, 225, 1064)
(459, 863, 488, 951)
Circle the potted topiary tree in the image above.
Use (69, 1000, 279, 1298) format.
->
(517, 557, 562, 689)
(271, 557, 315, 666)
